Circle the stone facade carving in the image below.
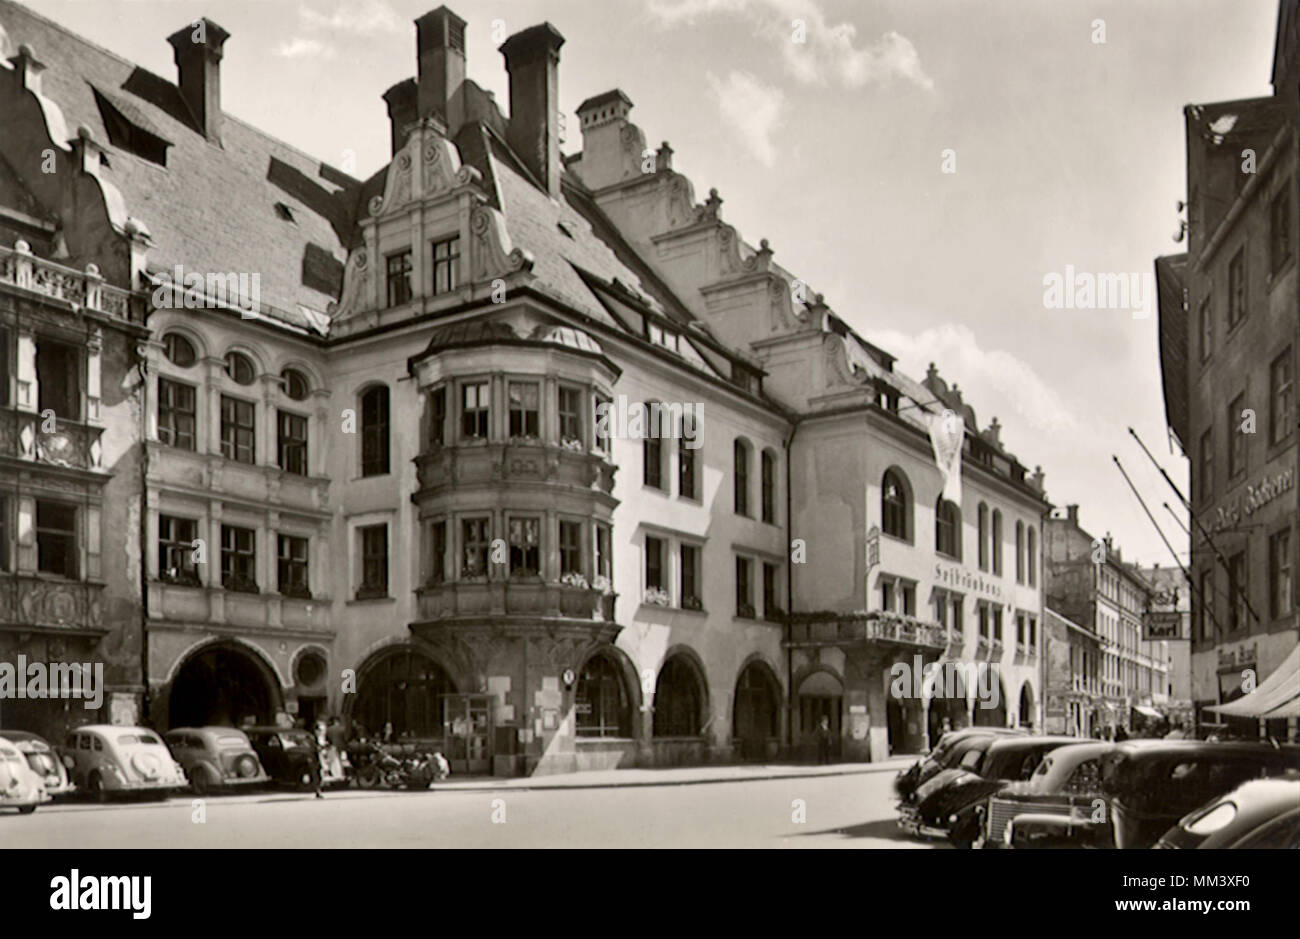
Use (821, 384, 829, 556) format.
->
(470, 204, 535, 282)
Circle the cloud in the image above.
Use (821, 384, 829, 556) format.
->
(706, 70, 785, 166)
(274, 37, 336, 59)
(649, 0, 933, 91)
(300, 0, 403, 35)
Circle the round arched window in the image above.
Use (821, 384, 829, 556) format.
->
(224, 351, 256, 385)
(163, 333, 196, 368)
(295, 651, 326, 687)
(575, 654, 631, 738)
(282, 368, 310, 401)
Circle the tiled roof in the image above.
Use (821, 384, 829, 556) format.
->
(0, 0, 361, 329)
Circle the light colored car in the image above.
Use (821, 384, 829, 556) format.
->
(0, 730, 76, 798)
(0, 737, 50, 814)
(59, 725, 187, 799)
(164, 727, 269, 793)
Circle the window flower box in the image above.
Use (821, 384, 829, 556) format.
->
(682, 595, 703, 612)
(561, 436, 585, 452)
(591, 574, 613, 595)
(560, 572, 590, 589)
(643, 587, 671, 607)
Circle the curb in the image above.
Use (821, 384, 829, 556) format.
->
(428, 761, 907, 793)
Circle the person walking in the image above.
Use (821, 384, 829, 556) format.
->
(816, 715, 833, 765)
(308, 720, 327, 799)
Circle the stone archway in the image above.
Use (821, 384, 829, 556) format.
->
(1018, 682, 1036, 728)
(972, 666, 1008, 727)
(167, 640, 283, 729)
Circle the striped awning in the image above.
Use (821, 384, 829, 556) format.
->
(1205, 645, 1300, 717)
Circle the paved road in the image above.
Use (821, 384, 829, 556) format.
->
(2, 765, 946, 849)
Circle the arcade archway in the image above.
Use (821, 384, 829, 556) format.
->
(168, 641, 281, 729)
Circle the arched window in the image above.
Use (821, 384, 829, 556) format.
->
(360, 385, 390, 477)
(881, 469, 910, 540)
(935, 497, 960, 559)
(991, 510, 1003, 575)
(1015, 521, 1025, 583)
(163, 333, 196, 368)
(224, 351, 256, 385)
(734, 439, 751, 515)
(1027, 526, 1037, 587)
(761, 449, 777, 524)
(733, 662, 779, 756)
(653, 656, 703, 737)
(575, 653, 631, 738)
(281, 368, 310, 401)
(977, 503, 989, 571)
(353, 651, 454, 739)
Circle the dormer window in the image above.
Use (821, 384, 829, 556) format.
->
(648, 322, 678, 353)
(432, 236, 460, 295)
(386, 250, 413, 307)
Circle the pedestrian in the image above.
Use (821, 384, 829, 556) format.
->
(309, 720, 327, 799)
(816, 715, 832, 765)
(326, 715, 348, 752)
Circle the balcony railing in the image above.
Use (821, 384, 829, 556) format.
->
(0, 240, 139, 323)
(415, 439, 616, 496)
(0, 574, 106, 633)
(788, 610, 946, 649)
(0, 411, 105, 472)
(416, 579, 617, 622)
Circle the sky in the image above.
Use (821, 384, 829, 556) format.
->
(16, 0, 1282, 568)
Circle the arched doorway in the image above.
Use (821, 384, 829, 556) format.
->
(972, 666, 1008, 727)
(575, 652, 632, 738)
(732, 661, 779, 761)
(653, 656, 704, 737)
(169, 641, 280, 729)
(1018, 682, 1036, 728)
(798, 670, 843, 761)
(926, 661, 969, 747)
(352, 649, 455, 740)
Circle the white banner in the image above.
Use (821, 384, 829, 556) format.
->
(928, 408, 964, 506)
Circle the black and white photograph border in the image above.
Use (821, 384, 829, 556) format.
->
(0, 0, 1296, 909)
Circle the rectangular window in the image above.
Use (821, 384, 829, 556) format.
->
(644, 435, 663, 489)
(220, 524, 256, 593)
(461, 381, 490, 440)
(36, 339, 79, 420)
(594, 395, 611, 455)
(1271, 348, 1294, 446)
(763, 562, 779, 620)
(277, 410, 308, 476)
(277, 534, 309, 598)
(761, 451, 776, 523)
(558, 386, 583, 445)
(1227, 551, 1247, 632)
(735, 556, 753, 617)
(428, 520, 447, 585)
(678, 436, 697, 500)
(432, 235, 460, 295)
(429, 386, 447, 448)
(358, 524, 388, 598)
(461, 517, 490, 579)
(1271, 186, 1291, 274)
(220, 396, 256, 464)
(1199, 296, 1213, 363)
(992, 606, 1003, 642)
(978, 604, 990, 640)
(1227, 393, 1246, 479)
(880, 580, 895, 612)
(681, 544, 700, 608)
(1269, 528, 1292, 619)
(645, 536, 664, 591)
(0, 493, 8, 572)
(158, 379, 196, 450)
(901, 582, 916, 617)
(360, 387, 390, 476)
(508, 381, 540, 438)
(595, 523, 612, 581)
(0, 325, 9, 407)
(386, 250, 412, 307)
(507, 517, 540, 577)
(560, 520, 582, 577)
(1199, 428, 1214, 504)
(35, 501, 77, 578)
(1227, 247, 1246, 328)
(159, 515, 199, 585)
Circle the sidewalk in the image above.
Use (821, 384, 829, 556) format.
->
(431, 756, 917, 792)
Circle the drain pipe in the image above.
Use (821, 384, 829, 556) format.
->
(783, 419, 797, 754)
(135, 326, 150, 729)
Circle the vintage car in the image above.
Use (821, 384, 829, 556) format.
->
(1006, 740, 1300, 849)
(59, 725, 188, 799)
(0, 736, 51, 814)
(978, 741, 1117, 848)
(0, 729, 75, 798)
(164, 727, 270, 794)
(1154, 774, 1300, 849)
(894, 726, 1026, 803)
(242, 726, 346, 790)
(898, 735, 1078, 847)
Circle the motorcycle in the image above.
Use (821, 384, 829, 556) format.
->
(348, 741, 449, 790)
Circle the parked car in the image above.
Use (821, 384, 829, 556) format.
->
(0, 730, 75, 798)
(894, 726, 1025, 803)
(1154, 774, 1300, 849)
(164, 727, 269, 794)
(979, 741, 1118, 848)
(0, 737, 50, 814)
(242, 726, 346, 790)
(1006, 740, 1300, 849)
(59, 725, 187, 799)
(899, 735, 1078, 846)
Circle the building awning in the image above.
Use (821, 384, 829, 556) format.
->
(1133, 705, 1163, 720)
(1263, 695, 1300, 719)
(1205, 645, 1300, 717)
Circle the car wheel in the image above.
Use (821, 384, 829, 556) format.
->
(233, 755, 260, 779)
(87, 771, 107, 803)
(950, 819, 979, 850)
(190, 767, 210, 796)
(18, 804, 37, 814)
(357, 765, 380, 789)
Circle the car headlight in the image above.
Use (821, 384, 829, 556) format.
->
(948, 814, 958, 824)
(61, 755, 75, 769)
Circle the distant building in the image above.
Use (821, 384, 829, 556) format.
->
(1137, 563, 1194, 725)
(1041, 607, 1102, 736)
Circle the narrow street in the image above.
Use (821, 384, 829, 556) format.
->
(3, 762, 946, 849)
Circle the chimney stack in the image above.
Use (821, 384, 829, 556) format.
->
(415, 6, 466, 132)
(500, 23, 565, 198)
(1066, 504, 1079, 526)
(167, 18, 229, 142)
(383, 78, 418, 156)
(574, 89, 636, 190)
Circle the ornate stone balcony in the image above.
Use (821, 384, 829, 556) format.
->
(0, 240, 139, 323)
(415, 579, 617, 623)
(415, 439, 616, 497)
(0, 574, 107, 636)
(0, 411, 106, 472)
(787, 610, 946, 650)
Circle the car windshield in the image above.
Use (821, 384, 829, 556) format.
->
(117, 732, 164, 746)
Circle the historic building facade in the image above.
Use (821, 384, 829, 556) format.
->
(1156, 1, 1299, 739)
(1041, 606, 1102, 736)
